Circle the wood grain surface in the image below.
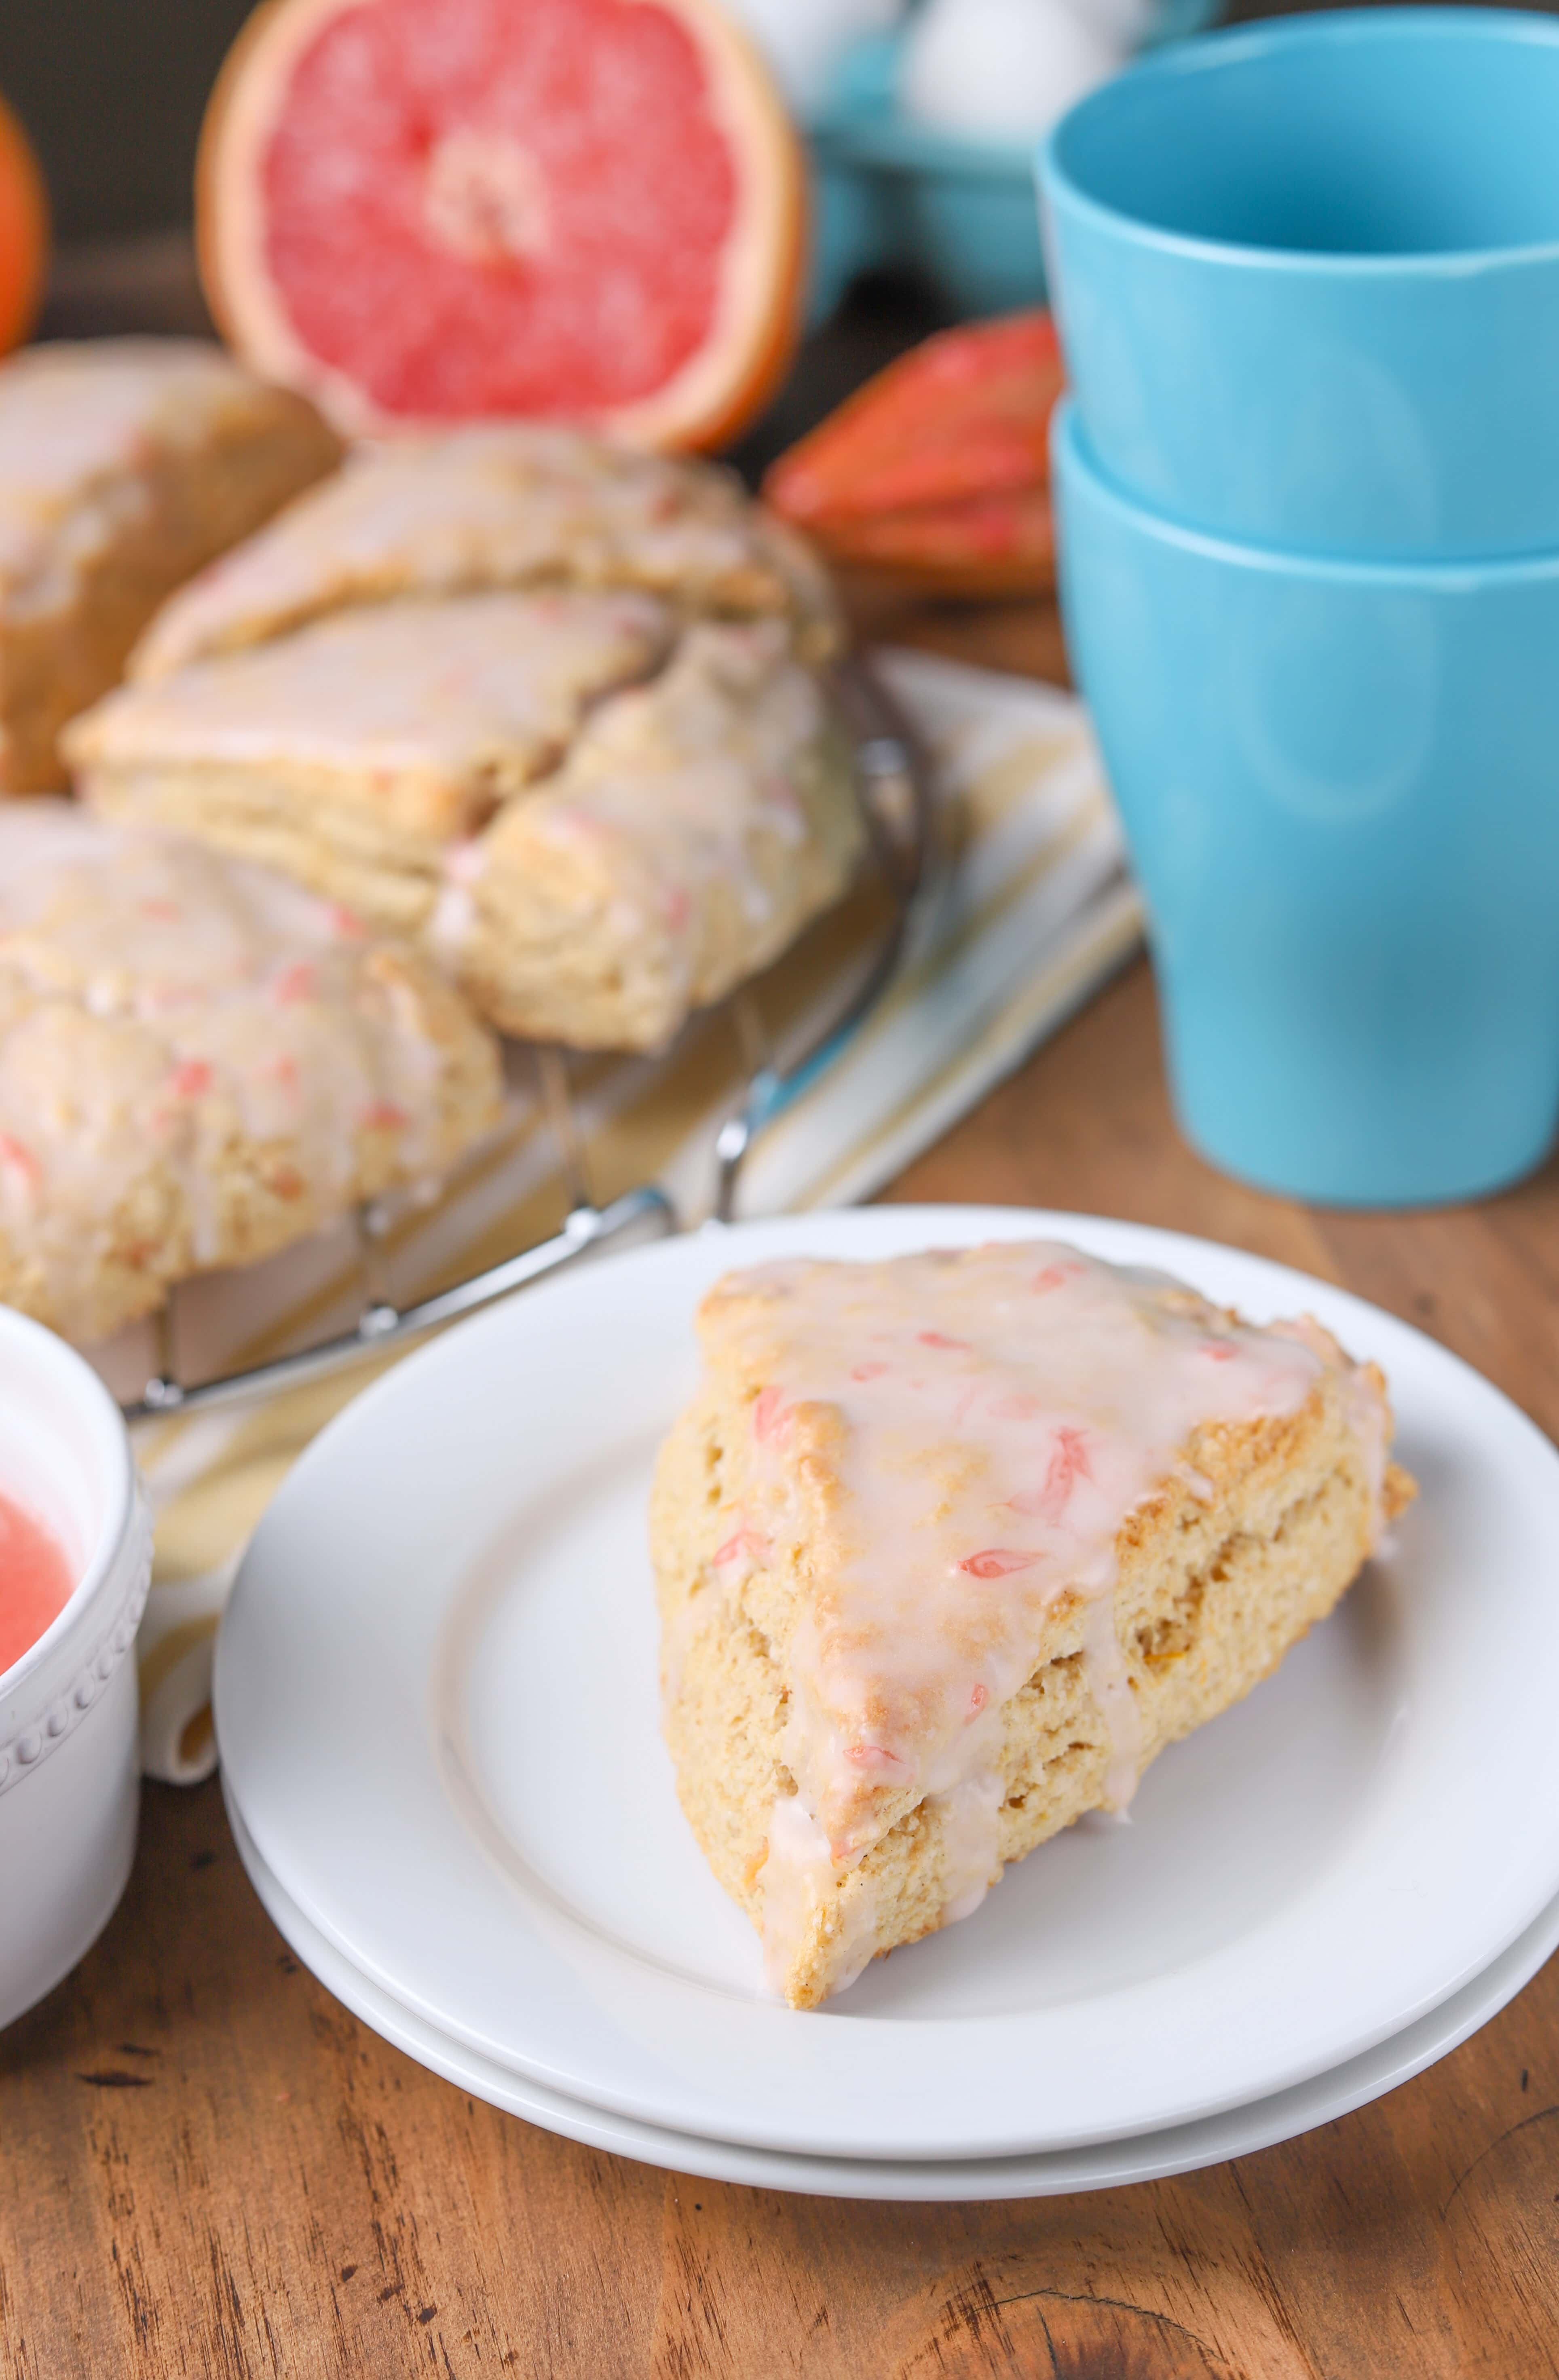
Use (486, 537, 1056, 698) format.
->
(4, 586, 1559, 2376)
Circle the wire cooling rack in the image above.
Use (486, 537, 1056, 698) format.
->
(121, 656, 944, 1423)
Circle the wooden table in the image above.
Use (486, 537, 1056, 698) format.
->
(5, 586, 1559, 2377)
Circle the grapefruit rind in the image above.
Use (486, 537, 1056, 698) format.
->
(197, 0, 807, 452)
(0, 95, 48, 357)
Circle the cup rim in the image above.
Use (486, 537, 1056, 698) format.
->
(0, 1307, 135, 1699)
(1039, 6, 1559, 278)
(1052, 399, 1559, 585)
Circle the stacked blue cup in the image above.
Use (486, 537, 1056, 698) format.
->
(1038, 9, 1559, 1206)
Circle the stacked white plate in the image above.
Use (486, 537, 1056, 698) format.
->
(216, 1208, 1559, 2200)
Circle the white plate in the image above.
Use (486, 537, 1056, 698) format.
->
(226, 1785, 1559, 2201)
(215, 1206, 1559, 2162)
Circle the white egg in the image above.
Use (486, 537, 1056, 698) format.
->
(898, 0, 1127, 140)
(1057, 0, 1156, 52)
(722, 0, 906, 118)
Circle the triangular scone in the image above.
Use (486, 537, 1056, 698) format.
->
(71, 604, 861, 1054)
(128, 424, 842, 683)
(444, 622, 862, 1052)
(67, 589, 675, 932)
(651, 1242, 1414, 2009)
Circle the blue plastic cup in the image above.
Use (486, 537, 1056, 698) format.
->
(1039, 9, 1559, 558)
(1052, 401, 1559, 1206)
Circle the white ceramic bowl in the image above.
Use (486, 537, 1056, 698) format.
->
(0, 1307, 150, 2029)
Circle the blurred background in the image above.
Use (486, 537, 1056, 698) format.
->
(6, 0, 1554, 482)
(6, 0, 1548, 243)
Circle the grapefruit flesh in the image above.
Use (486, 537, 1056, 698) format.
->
(199, 0, 806, 450)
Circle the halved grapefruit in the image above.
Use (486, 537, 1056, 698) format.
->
(197, 0, 807, 451)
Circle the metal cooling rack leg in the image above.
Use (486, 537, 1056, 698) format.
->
(711, 665, 942, 1226)
(123, 1183, 676, 1424)
(713, 993, 778, 1224)
(535, 1044, 594, 1216)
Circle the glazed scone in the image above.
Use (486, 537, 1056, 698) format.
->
(67, 588, 675, 932)
(74, 425, 860, 1051)
(651, 1241, 1415, 2009)
(443, 622, 863, 1051)
(129, 423, 842, 682)
(0, 804, 502, 1343)
(74, 610, 862, 1052)
(0, 339, 341, 790)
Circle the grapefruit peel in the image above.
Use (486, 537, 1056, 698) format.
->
(765, 311, 1064, 596)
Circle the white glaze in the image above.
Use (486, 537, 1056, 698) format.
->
(133, 423, 834, 680)
(73, 590, 672, 828)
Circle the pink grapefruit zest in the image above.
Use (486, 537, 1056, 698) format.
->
(330, 903, 367, 939)
(272, 960, 315, 1004)
(1032, 1260, 1085, 1294)
(752, 1385, 790, 1445)
(1007, 1424, 1094, 1525)
(850, 1360, 889, 1382)
(0, 1133, 39, 1191)
(713, 1525, 771, 1567)
(957, 1548, 1039, 1579)
(967, 1682, 989, 1717)
(170, 1059, 213, 1098)
(843, 1743, 908, 1773)
(138, 898, 180, 922)
(1202, 1340, 1236, 1361)
(361, 1099, 409, 1130)
(918, 1330, 968, 1351)
(258, 0, 740, 420)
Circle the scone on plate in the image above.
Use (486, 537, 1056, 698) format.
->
(127, 422, 843, 682)
(0, 339, 341, 790)
(651, 1241, 1415, 2009)
(0, 804, 501, 1344)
